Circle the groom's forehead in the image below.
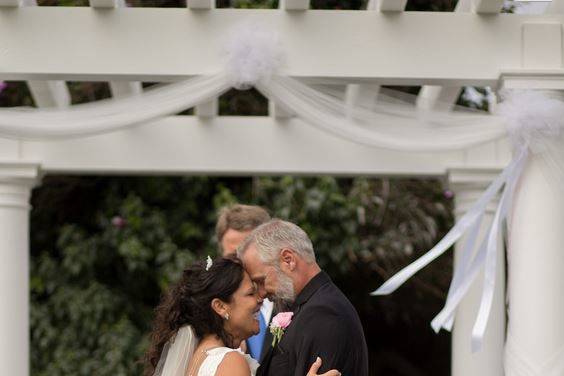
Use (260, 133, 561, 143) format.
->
(243, 246, 266, 274)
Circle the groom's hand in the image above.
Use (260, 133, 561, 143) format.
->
(306, 357, 341, 376)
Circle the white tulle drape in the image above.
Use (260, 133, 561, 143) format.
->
(0, 72, 508, 149)
(0, 74, 230, 139)
(257, 76, 506, 152)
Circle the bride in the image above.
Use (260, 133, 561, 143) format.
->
(144, 256, 339, 376)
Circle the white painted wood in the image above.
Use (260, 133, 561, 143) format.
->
(109, 81, 143, 98)
(522, 23, 563, 68)
(195, 98, 218, 118)
(89, 0, 120, 8)
(187, 0, 214, 9)
(546, 0, 564, 13)
(0, 163, 40, 376)
(503, 11, 564, 371)
(501, 4, 564, 88)
(15, 116, 512, 175)
(416, 0, 498, 112)
(449, 169, 505, 376)
(356, 0, 405, 106)
(455, 0, 473, 12)
(27, 80, 71, 108)
(279, 0, 309, 10)
(374, 0, 407, 11)
(505, 149, 564, 375)
(416, 86, 461, 111)
(268, 100, 294, 119)
(473, 0, 504, 14)
(1, 8, 560, 85)
(344, 83, 380, 117)
(20, 0, 72, 109)
(0, 139, 19, 159)
(500, 69, 564, 89)
(0, 0, 20, 6)
(89, 0, 143, 97)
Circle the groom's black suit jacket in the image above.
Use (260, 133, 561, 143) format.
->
(257, 271, 369, 376)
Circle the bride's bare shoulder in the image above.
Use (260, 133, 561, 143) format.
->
(215, 350, 251, 376)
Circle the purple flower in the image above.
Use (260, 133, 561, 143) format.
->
(111, 216, 127, 228)
(0, 81, 8, 94)
(443, 189, 455, 199)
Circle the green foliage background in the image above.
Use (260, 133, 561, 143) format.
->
(30, 176, 454, 376)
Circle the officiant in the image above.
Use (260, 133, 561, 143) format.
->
(216, 204, 275, 363)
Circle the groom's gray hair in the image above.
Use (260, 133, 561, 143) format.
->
(237, 219, 316, 264)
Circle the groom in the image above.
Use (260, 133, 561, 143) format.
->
(238, 219, 369, 376)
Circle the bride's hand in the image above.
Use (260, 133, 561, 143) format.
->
(306, 357, 341, 376)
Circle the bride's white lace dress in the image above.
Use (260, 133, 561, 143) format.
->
(198, 347, 259, 376)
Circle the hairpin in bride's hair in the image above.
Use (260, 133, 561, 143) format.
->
(205, 255, 213, 271)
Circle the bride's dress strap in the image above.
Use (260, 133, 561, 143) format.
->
(198, 347, 259, 376)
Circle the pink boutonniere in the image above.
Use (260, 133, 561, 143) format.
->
(269, 312, 294, 347)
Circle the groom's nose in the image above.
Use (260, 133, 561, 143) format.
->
(258, 285, 268, 299)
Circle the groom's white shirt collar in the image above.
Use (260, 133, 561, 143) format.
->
(261, 298, 274, 323)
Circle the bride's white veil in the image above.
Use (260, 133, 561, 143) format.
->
(153, 325, 199, 376)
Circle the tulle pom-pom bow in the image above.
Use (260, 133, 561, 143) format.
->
(223, 23, 284, 90)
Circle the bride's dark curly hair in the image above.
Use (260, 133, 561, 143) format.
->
(143, 256, 245, 376)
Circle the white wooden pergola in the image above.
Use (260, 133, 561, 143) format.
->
(1, 0, 563, 375)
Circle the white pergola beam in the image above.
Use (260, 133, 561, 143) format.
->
(195, 98, 218, 118)
(26, 80, 71, 108)
(473, 0, 504, 14)
(455, 0, 473, 12)
(416, 0, 503, 111)
(89, 0, 121, 7)
(268, 100, 294, 119)
(16, 116, 511, 176)
(356, 0, 405, 105)
(90, 0, 143, 97)
(501, 69, 564, 89)
(373, 0, 407, 12)
(0, 0, 20, 6)
(1, 8, 562, 85)
(344, 83, 380, 115)
(109, 81, 143, 97)
(547, 0, 564, 13)
(416, 85, 461, 111)
(279, 0, 309, 10)
(20, 0, 72, 109)
(187, 0, 214, 9)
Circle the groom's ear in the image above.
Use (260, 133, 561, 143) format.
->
(211, 298, 228, 318)
(280, 248, 296, 272)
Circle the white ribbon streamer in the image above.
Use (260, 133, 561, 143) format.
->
(431, 234, 488, 333)
(472, 146, 528, 351)
(371, 150, 525, 296)
(371, 147, 529, 351)
(432, 213, 485, 332)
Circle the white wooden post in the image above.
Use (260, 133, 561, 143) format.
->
(504, 146, 564, 375)
(449, 169, 505, 376)
(503, 17, 564, 374)
(0, 163, 40, 376)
